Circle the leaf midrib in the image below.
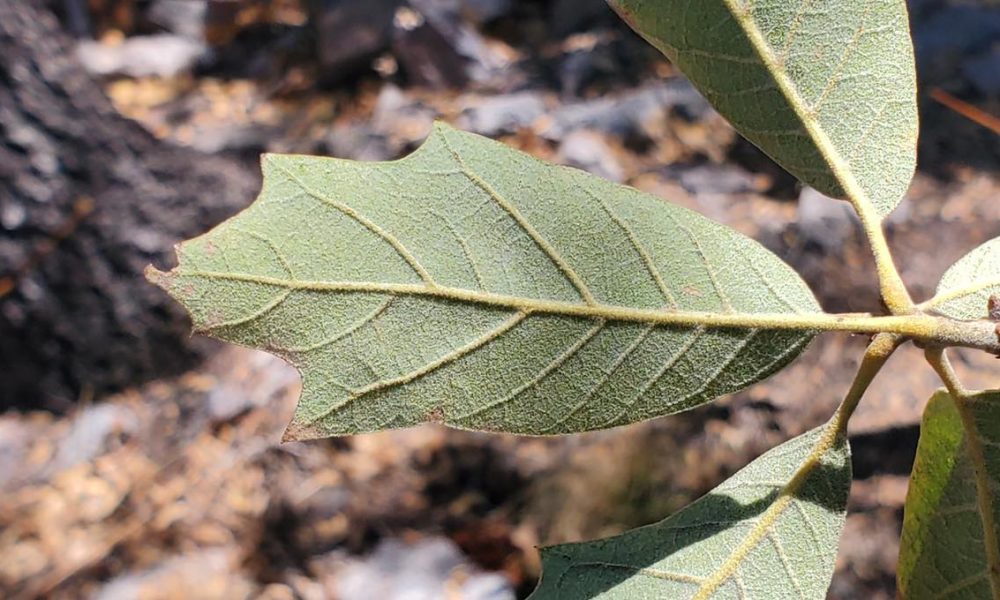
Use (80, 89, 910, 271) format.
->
(690, 422, 840, 599)
(717, 0, 916, 314)
(955, 397, 1000, 599)
(924, 278, 1000, 312)
(170, 268, 950, 339)
(720, 0, 879, 219)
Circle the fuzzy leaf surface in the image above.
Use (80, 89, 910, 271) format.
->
(531, 424, 851, 599)
(608, 0, 918, 217)
(899, 390, 1000, 600)
(926, 237, 1000, 320)
(149, 123, 820, 439)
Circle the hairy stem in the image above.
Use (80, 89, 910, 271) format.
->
(925, 348, 971, 397)
(854, 198, 915, 315)
(830, 333, 903, 433)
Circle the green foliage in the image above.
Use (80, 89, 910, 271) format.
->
(147, 0, 1000, 597)
(925, 237, 1000, 320)
(532, 425, 850, 599)
(148, 124, 819, 438)
(607, 0, 918, 218)
(899, 390, 1000, 599)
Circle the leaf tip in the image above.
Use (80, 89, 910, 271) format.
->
(260, 152, 279, 169)
(281, 418, 324, 444)
(605, 0, 636, 29)
(429, 120, 463, 141)
(144, 264, 172, 289)
(430, 119, 455, 133)
(146, 262, 195, 307)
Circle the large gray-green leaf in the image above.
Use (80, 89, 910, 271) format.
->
(924, 237, 1000, 320)
(608, 0, 918, 218)
(899, 390, 1000, 600)
(531, 424, 850, 599)
(148, 123, 820, 439)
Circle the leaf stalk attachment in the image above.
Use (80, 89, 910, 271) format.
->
(853, 200, 916, 315)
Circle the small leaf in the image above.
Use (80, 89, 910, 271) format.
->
(899, 390, 1000, 600)
(531, 424, 851, 599)
(149, 123, 820, 439)
(608, 0, 918, 217)
(925, 237, 1000, 320)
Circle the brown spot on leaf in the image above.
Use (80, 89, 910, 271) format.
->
(200, 308, 227, 330)
(282, 418, 323, 443)
(988, 295, 1000, 321)
(682, 285, 702, 297)
(425, 406, 445, 424)
(144, 264, 167, 283)
(607, 2, 639, 30)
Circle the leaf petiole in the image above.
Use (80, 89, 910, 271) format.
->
(853, 199, 916, 315)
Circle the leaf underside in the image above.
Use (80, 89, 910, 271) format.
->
(899, 390, 1000, 600)
(149, 123, 820, 439)
(531, 425, 851, 599)
(927, 237, 1000, 320)
(609, 0, 918, 217)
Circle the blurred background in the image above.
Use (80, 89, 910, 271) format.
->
(1, 0, 999, 598)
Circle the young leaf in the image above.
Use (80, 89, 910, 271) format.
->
(531, 424, 851, 599)
(924, 237, 1000, 320)
(899, 390, 1000, 599)
(608, 0, 918, 218)
(148, 123, 821, 439)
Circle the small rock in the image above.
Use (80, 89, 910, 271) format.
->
(207, 350, 298, 423)
(335, 537, 516, 600)
(76, 34, 206, 78)
(187, 124, 274, 154)
(557, 36, 618, 97)
(372, 84, 412, 122)
(394, 2, 505, 89)
(457, 91, 547, 136)
(883, 194, 912, 228)
(796, 187, 859, 250)
(392, 5, 468, 89)
(558, 130, 624, 182)
(462, 574, 517, 600)
(0, 419, 32, 487)
(1, 202, 26, 230)
(326, 124, 393, 161)
(96, 549, 255, 600)
(371, 84, 437, 143)
(542, 80, 708, 141)
(51, 404, 138, 471)
(662, 163, 764, 196)
(313, 0, 401, 81)
(148, 0, 207, 40)
(325, 85, 437, 162)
